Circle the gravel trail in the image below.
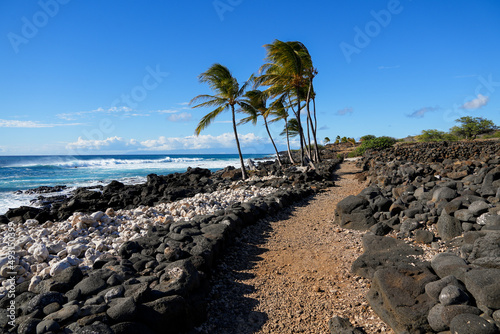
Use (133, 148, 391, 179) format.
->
(196, 161, 393, 333)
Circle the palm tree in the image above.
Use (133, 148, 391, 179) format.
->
(269, 97, 295, 164)
(239, 90, 283, 166)
(256, 40, 310, 165)
(324, 137, 330, 144)
(280, 118, 300, 138)
(191, 63, 250, 179)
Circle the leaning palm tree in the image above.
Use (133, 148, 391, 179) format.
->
(256, 40, 310, 165)
(239, 90, 283, 167)
(296, 44, 321, 162)
(269, 97, 295, 164)
(191, 64, 250, 179)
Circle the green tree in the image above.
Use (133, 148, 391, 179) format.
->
(450, 116, 498, 140)
(191, 64, 250, 179)
(324, 137, 330, 144)
(239, 90, 283, 167)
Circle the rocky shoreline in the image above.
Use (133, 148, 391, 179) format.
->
(334, 140, 500, 333)
(2, 139, 500, 334)
(0, 159, 339, 334)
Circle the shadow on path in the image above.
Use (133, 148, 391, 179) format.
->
(192, 197, 315, 334)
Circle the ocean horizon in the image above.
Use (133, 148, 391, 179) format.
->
(0, 153, 272, 215)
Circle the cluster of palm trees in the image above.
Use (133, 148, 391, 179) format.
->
(191, 39, 320, 179)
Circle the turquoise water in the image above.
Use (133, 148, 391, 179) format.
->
(0, 154, 270, 214)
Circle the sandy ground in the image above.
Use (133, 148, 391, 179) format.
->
(196, 161, 393, 333)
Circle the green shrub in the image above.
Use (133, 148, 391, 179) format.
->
(417, 129, 459, 142)
(350, 136, 396, 156)
(483, 130, 500, 139)
(360, 134, 376, 142)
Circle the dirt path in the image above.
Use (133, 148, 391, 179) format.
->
(196, 160, 392, 333)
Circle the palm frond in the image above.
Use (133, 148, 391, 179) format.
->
(195, 105, 227, 135)
(280, 118, 300, 138)
(190, 95, 228, 108)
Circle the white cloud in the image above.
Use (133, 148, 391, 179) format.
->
(336, 107, 353, 116)
(141, 133, 267, 151)
(177, 102, 190, 106)
(0, 119, 82, 128)
(66, 136, 139, 151)
(57, 106, 134, 120)
(156, 109, 179, 114)
(65, 133, 268, 152)
(407, 106, 440, 118)
(460, 94, 489, 109)
(168, 112, 192, 122)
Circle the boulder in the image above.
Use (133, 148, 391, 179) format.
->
(367, 265, 437, 334)
(425, 275, 463, 301)
(431, 253, 471, 280)
(106, 297, 137, 323)
(36, 319, 60, 333)
(334, 195, 376, 230)
(437, 212, 463, 241)
(441, 305, 482, 327)
(449, 313, 499, 334)
(427, 304, 447, 332)
(26, 291, 65, 314)
(464, 268, 500, 310)
(415, 230, 434, 244)
(43, 304, 80, 324)
(439, 285, 469, 306)
(352, 235, 425, 279)
(137, 295, 188, 334)
(432, 187, 457, 202)
(17, 318, 41, 334)
(73, 275, 108, 297)
(468, 232, 500, 262)
(469, 200, 490, 216)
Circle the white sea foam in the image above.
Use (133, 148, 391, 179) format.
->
(0, 154, 274, 215)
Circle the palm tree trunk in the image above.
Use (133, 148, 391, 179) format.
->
(264, 117, 282, 167)
(231, 104, 247, 179)
(305, 86, 313, 161)
(295, 88, 305, 166)
(284, 117, 295, 164)
(312, 96, 321, 162)
(306, 112, 312, 158)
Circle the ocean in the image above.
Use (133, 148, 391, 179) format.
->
(0, 154, 271, 215)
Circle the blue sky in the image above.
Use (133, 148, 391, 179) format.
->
(1, 0, 499, 155)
